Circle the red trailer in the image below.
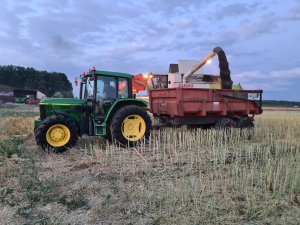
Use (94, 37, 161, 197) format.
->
(149, 88, 263, 128)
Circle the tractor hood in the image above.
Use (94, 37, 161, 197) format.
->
(39, 98, 86, 106)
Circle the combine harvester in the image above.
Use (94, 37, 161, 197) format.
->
(34, 47, 262, 151)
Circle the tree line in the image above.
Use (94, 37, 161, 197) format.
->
(0, 65, 73, 98)
(263, 100, 300, 107)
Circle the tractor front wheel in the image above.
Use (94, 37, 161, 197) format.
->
(35, 115, 78, 152)
(110, 105, 151, 146)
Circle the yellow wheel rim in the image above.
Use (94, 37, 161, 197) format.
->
(46, 124, 71, 147)
(122, 115, 146, 142)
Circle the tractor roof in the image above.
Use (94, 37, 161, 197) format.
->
(93, 70, 133, 79)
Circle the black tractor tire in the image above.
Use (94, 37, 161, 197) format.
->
(214, 117, 236, 129)
(110, 105, 152, 147)
(35, 115, 78, 152)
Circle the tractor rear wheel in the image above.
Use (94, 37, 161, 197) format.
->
(35, 115, 78, 152)
(214, 117, 236, 129)
(110, 105, 151, 146)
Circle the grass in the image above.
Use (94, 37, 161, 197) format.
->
(0, 139, 25, 158)
(58, 195, 90, 211)
(0, 103, 299, 224)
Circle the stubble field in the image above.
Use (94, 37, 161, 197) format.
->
(0, 104, 299, 225)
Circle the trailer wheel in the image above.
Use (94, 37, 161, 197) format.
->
(187, 124, 213, 130)
(35, 115, 78, 152)
(237, 118, 254, 139)
(237, 118, 254, 129)
(110, 105, 151, 147)
(214, 118, 236, 129)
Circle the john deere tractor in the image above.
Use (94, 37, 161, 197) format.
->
(34, 67, 152, 151)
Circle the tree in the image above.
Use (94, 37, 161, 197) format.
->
(0, 65, 73, 98)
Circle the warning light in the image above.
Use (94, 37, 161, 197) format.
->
(206, 58, 212, 64)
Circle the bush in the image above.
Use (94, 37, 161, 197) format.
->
(52, 92, 64, 98)
(52, 91, 73, 98)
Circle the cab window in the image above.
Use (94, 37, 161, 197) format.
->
(118, 78, 128, 98)
(96, 76, 117, 99)
(85, 77, 94, 98)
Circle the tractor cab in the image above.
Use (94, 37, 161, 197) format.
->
(80, 68, 133, 117)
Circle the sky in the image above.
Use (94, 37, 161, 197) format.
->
(0, 0, 300, 100)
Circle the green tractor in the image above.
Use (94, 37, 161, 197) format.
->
(34, 67, 152, 152)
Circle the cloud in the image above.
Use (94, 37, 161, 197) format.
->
(0, 0, 299, 100)
(270, 67, 300, 79)
(199, 13, 280, 49)
(238, 15, 279, 37)
(214, 2, 262, 20)
(282, 4, 300, 20)
(51, 35, 76, 57)
(146, 0, 217, 12)
(232, 67, 300, 91)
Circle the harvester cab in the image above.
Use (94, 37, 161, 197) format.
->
(34, 67, 152, 152)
